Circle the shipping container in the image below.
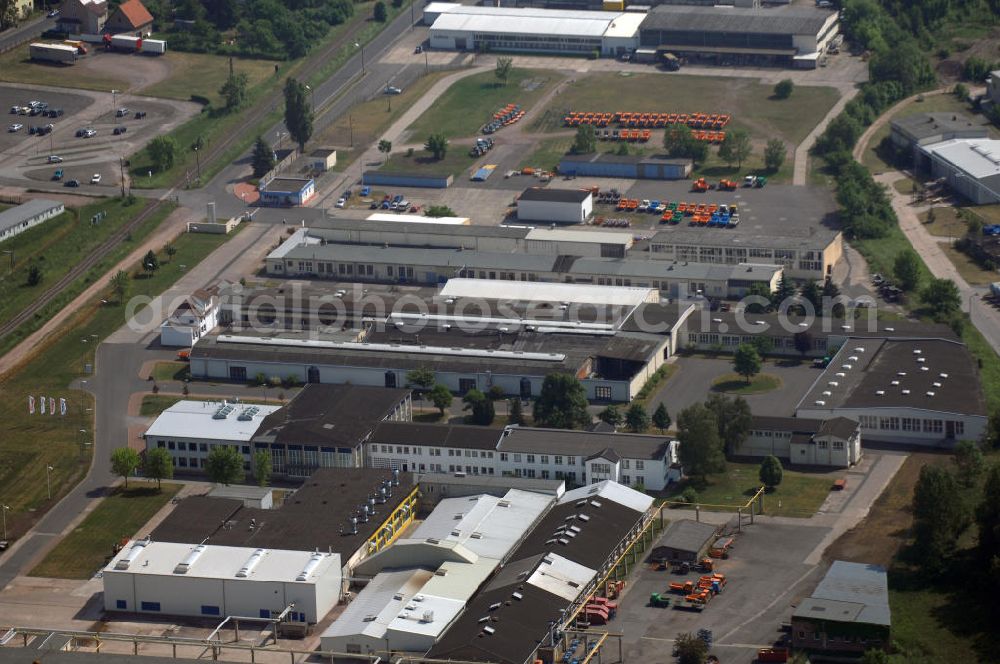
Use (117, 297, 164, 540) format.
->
(29, 42, 77, 63)
(142, 38, 166, 54)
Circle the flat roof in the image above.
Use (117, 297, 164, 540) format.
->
(500, 426, 673, 461)
(143, 400, 281, 442)
(560, 152, 691, 167)
(0, 198, 64, 235)
(691, 311, 958, 340)
(430, 5, 633, 38)
(571, 258, 781, 282)
(641, 4, 836, 35)
(366, 213, 470, 225)
(655, 519, 718, 555)
(891, 112, 987, 142)
(520, 187, 592, 203)
(104, 540, 339, 583)
(151, 468, 415, 556)
(439, 278, 653, 306)
(314, 218, 530, 239)
(263, 177, 313, 193)
(207, 485, 273, 501)
(413, 472, 565, 494)
(524, 227, 633, 247)
(373, 421, 502, 451)
(253, 384, 409, 449)
(793, 561, 890, 626)
(923, 138, 1000, 189)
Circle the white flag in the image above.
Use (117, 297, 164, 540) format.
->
(28, 395, 35, 414)
(60, 398, 67, 416)
(40, 396, 46, 415)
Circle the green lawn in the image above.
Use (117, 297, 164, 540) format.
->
(663, 462, 832, 517)
(0, 229, 230, 537)
(963, 324, 1000, 412)
(379, 149, 478, 179)
(150, 361, 189, 383)
(0, 47, 130, 91)
(407, 69, 564, 140)
(711, 372, 782, 394)
(920, 207, 970, 238)
(942, 245, 997, 285)
(139, 394, 183, 416)
(142, 52, 278, 107)
(852, 225, 936, 291)
(29, 484, 181, 579)
(0, 198, 176, 358)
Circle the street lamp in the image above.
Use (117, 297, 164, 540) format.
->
(354, 42, 365, 75)
(304, 84, 315, 112)
(46, 465, 53, 500)
(194, 146, 201, 183)
(2, 505, 9, 541)
(111, 89, 119, 121)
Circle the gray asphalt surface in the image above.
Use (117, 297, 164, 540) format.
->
(0, 14, 55, 53)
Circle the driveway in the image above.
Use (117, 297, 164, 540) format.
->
(650, 355, 822, 417)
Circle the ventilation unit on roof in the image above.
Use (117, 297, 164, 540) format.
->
(558, 538, 570, 545)
(885, 326, 895, 332)
(483, 626, 496, 635)
(489, 603, 501, 611)
(414, 595, 425, 602)
(564, 515, 576, 521)
(569, 525, 581, 533)
(363, 616, 377, 622)
(921, 366, 930, 371)
(426, 538, 440, 544)
(940, 373, 949, 378)
(898, 371, 907, 376)
(512, 591, 524, 600)
(237, 406, 260, 421)
(434, 569, 448, 576)
(576, 499, 587, 507)
(842, 364, 853, 370)
(479, 616, 490, 624)
(565, 531, 577, 538)
(933, 382, 942, 387)
(841, 325, 851, 331)
(578, 514, 591, 521)
(405, 604, 417, 611)
(876, 390, 885, 396)
(891, 380, 900, 386)
(848, 356, 859, 362)
(213, 403, 235, 420)
(822, 391, 832, 396)
(854, 347, 865, 353)
(498, 500, 511, 507)
(914, 349, 922, 354)
(828, 381, 839, 387)
(394, 593, 404, 601)
(815, 400, 825, 406)
(546, 538, 557, 545)
(451, 530, 461, 537)
(902, 389, 911, 395)
(835, 373, 846, 378)
(471, 532, 483, 539)
(590, 500, 602, 508)
(917, 357, 926, 363)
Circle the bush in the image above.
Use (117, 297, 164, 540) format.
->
(677, 487, 698, 505)
(773, 79, 794, 99)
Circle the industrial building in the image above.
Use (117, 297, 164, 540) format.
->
(792, 561, 891, 655)
(425, 4, 645, 56)
(320, 488, 554, 655)
(367, 423, 682, 490)
(102, 540, 341, 623)
(920, 138, 1000, 205)
(652, 519, 719, 563)
(414, 473, 566, 505)
(151, 468, 419, 571)
(0, 199, 65, 244)
(740, 416, 862, 467)
(637, 5, 839, 68)
(796, 336, 988, 445)
(516, 187, 594, 224)
(889, 112, 988, 163)
(143, 400, 282, 472)
(258, 177, 316, 207)
(557, 153, 693, 180)
(159, 287, 221, 347)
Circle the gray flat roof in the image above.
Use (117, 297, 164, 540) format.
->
(264, 177, 313, 193)
(500, 426, 672, 460)
(274, 242, 561, 273)
(519, 187, 592, 203)
(793, 561, 890, 627)
(572, 257, 780, 281)
(412, 472, 565, 493)
(0, 198, 64, 234)
(691, 312, 958, 340)
(641, 4, 836, 35)
(655, 518, 718, 555)
(311, 218, 533, 239)
(891, 112, 988, 142)
(560, 152, 691, 167)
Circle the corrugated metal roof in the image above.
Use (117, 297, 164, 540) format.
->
(923, 138, 1000, 180)
(0, 198, 64, 235)
(439, 278, 651, 306)
(793, 561, 890, 626)
(641, 5, 835, 35)
(432, 12, 610, 37)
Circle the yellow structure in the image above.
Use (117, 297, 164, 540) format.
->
(365, 484, 419, 556)
(603, 0, 625, 10)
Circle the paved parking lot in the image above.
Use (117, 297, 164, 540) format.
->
(651, 355, 821, 417)
(616, 519, 830, 664)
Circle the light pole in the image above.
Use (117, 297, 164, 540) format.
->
(304, 84, 315, 112)
(2, 505, 9, 541)
(111, 89, 119, 122)
(355, 42, 365, 75)
(349, 114, 354, 148)
(46, 465, 53, 500)
(194, 146, 201, 183)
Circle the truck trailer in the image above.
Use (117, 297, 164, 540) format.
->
(141, 38, 166, 54)
(29, 42, 77, 63)
(110, 34, 141, 52)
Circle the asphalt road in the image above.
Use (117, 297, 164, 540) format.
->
(0, 14, 55, 53)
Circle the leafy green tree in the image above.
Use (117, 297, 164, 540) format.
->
(572, 124, 597, 154)
(759, 455, 783, 491)
(800, 280, 823, 312)
(143, 448, 174, 490)
(598, 404, 622, 427)
(110, 447, 141, 488)
(110, 269, 130, 305)
(705, 393, 752, 457)
(976, 464, 1000, 579)
(718, 128, 752, 169)
(164, 244, 177, 263)
(406, 368, 436, 393)
(794, 330, 813, 356)
(219, 70, 249, 111)
(26, 264, 42, 287)
(429, 383, 453, 416)
(745, 282, 772, 313)
(751, 335, 773, 357)
(953, 440, 985, 487)
(532, 374, 591, 430)
(764, 138, 786, 172)
(625, 403, 649, 433)
(912, 464, 969, 570)
(251, 135, 276, 178)
(652, 403, 671, 433)
(773, 79, 794, 99)
(0, 0, 20, 30)
(733, 344, 762, 384)
(676, 403, 725, 481)
(373, 0, 387, 21)
(771, 273, 795, 309)
(425, 205, 456, 218)
(673, 633, 707, 664)
(663, 123, 708, 163)
(253, 450, 272, 487)
(463, 389, 495, 426)
(147, 136, 177, 172)
(283, 77, 314, 152)
(142, 250, 159, 278)
(508, 398, 525, 426)
(963, 56, 995, 83)
(378, 139, 392, 163)
(425, 133, 449, 160)
(893, 249, 921, 292)
(495, 56, 513, 86)
(206, 446, 245, 485)
(859, 650, 888, 664)
(921, 278, 961, 319)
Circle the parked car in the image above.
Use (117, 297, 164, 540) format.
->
(7, 123, 22, 132)
(47, 8, 59, 17)
(134, 111, 146, 119)
(83, 128, 96, 138)
(64, 179, 80, 187)
(115, 107, 130, 117)
(113, 126, 127, 135)
(360, 185, 371, 196)
(52, 169, 63, 180)
(414, 45, 422, 54)
(384, 86, 402, 95)
(335, 197, 346, 208)
(9, 106, 19, 114)
(90, 173, 101, 184)
(47, 155, 63, 163)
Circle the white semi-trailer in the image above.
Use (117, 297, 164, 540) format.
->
(29, 42, 77, 63)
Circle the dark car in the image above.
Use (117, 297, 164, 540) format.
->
(64, 179, 80, 187)
(134, 111, 146, 119)
(113, 126, 127, 135)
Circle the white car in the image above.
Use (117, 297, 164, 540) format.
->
(8, 123, 22, 132)
(90, 173, 101, 184)
(47, 155, 63, 163)
(335, 197, 346, 208)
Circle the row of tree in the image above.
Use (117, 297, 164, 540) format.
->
(597, 402, 671, 433)
(110, 444, 273, 489)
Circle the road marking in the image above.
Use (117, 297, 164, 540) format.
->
(715, 564, 819, 644)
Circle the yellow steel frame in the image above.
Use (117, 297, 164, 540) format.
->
(366, 485, 419, 554)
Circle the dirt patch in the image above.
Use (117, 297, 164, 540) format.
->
(935, 59, 964, 83)
(822, 451, 952, 567)
(76, 50, 174, 91)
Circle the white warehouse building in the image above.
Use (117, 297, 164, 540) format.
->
(426, 4, 644, 56)
(103, 540, 342, 623)
(517, 188, 594, 224)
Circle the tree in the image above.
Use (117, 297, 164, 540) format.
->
(774, 79, 794, 99)
(759, 455, 783, 491)
(251, 135, 276, 178)
(110, 447, 140, 488)
(625, 403, 649, 433)
(893, 249, 921, 292)
(975, 464, 1000, 576)
(283, 77, 314, 152)
(953, 440, 985, 487)
(495, 56, 513, 86)
(373, 0, 387, 21)
(663, 123, 708, 163)
(406, 368, 436, 393)
(705, 393, 752, 457)
(676, 403, 725, 481)
(794, 330, 813, 356)
(912, 464, 969, 569)
(508, 398, 525, 426)
(750, 335, 773, 357)
(425, 205, 456, 218)
(429, 383, 453, 416)
(164, 244, 177, 263)
(572, 124, 597, 154)
(718, 128, 752, 169)
(147, 136, 177, 172)
(823, 278, 844, 317)
(533, 374, 591, 430)
(253, 450, 272, 487)
(143, 448, 174, 490)
(219, 70, 250, 111)
(142, 249, 159, 278)
(598, 404, 622, 428)
(377, 139, 392, 164)
(26, 263, 42, 287)
(0, 0, 19, 30)
(764, 138, 786, 172)
(425, 133, 449, 160)
(800, 280, 822, 312)
(463, 389, 495, 426)
(652, 403, 671, 433)
(771, 273, 795, 310)
(206, 446, 245, 485)
(859, 651, 888, 664)
(110, 269, 130, 305)
(921, 278, 961, 319)
(673, 632, 707, 664)
(733, 343, 762, 384)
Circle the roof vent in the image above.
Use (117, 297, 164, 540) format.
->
(426, 538, 440, 544)
(578, 514, 591, 521)
(483, 626, 496, 635)
(498, 500, 511, 507)
(898, 371, 907, 376)
(876, 390, 885, 396)
(835, 372, 846, 378)
(848, 356, 859, 361)
(589, 500, 602, 508)
(822, 391, 832, 396)
(891, 380, 900, 386)
(921, 366, 930, 372)
(363, 616, 377, 622)
(828, 381, 839, 387)
(933, 382, 942, 388)
(478, 616, 490, 624)
(854, 347, 865, 352)
(394, 593, 404, 601)
(512, 592, 523, 600)
(489, 603, 502, 611)
(451, 530, 461, 537)
(576, 499, 587, 507)
(815, 400, 825, 406)
(434, 569, 448, 576)
(841, 325, 851, 331)
(558, 538, 570, 545)
(471, 532, 483, 539)
(927, 391, 936, 397)
(902, 389, 911, 395)
(917, 357, 926, 363)
(842, 364, 853, 370)
(939, 373, 949, 378)
(885, 326, 895, 331)
(913, 349, 922, 354)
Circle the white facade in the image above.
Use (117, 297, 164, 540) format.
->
(159, 290, 221, 347)
(740, 419, 862, 468)
(103, 540, 341, 623)
(517, 193, 593, 224)
(796, 406, 987, 446)
(0, 199, 65, 244)
(921, 138, 1000, 205)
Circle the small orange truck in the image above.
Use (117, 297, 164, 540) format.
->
(718, 179, 738, 191)
(691, 178, 709, 193)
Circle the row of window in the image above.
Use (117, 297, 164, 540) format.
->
(695, 333, 828, 351)
(374, 444, 496, 459)
(156, 440, 250, 455)
(857, 415, 962, 435)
